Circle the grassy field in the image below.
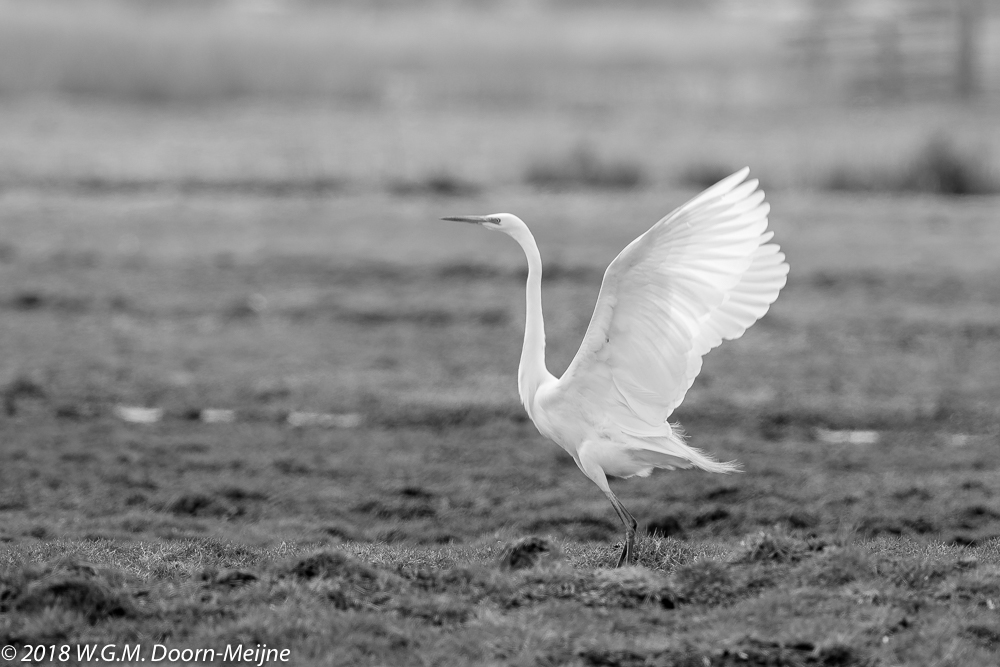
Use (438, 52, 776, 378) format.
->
(2, 2, 1000, 666)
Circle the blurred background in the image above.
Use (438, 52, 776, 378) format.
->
(0, 0, 997, 195)
(1, 0, 999, 549)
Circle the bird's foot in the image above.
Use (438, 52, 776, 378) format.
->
(615, 534, 636, 568)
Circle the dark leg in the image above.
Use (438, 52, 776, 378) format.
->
(605, 489, 638, 567)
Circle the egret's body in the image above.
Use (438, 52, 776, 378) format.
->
(444, 168, 788, 566)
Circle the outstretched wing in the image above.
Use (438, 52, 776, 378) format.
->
(556, 168, 788, 431)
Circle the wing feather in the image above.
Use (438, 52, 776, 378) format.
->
(556, 168, 789, 427)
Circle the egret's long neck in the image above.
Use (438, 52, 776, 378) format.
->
(512, 228, 551, 411)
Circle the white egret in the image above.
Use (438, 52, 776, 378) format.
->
(443, 168, 789, 566)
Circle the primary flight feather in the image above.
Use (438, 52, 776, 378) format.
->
(443, 167, 789, 566)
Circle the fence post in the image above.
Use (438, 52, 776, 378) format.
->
(956, 0, 981, 99)
(876, 19, 904, 99)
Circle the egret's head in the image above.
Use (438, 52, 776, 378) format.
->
(441, 213, 525, 235)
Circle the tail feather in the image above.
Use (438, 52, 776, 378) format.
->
(625, 427, 741, 474)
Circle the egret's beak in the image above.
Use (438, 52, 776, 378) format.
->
(441, 215, 491, 225)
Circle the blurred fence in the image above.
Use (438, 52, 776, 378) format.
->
(0, 0, 994, 111)
(791, 0, 992, 102)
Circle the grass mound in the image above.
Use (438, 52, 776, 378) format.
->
(2, 374, 46, 417)
(399, 563, 505, 600)
(963, 624, 1000, 651)
(15, 576, 133, 623)
(713, 638, 869, 667)
(797, 547, 874, 587)
(2, 560, 136, 625)
(288, 550, 379, 582)
(164, 492, 235, 518)
(200, 569, 259, 589)
(285, 551, 401, 611)
(884, 557, 955, 590)
(1, 537, 998, 664)
(575, 638, 871, 667)
(393, 594, 474, 626)
(826, 136, 997, 195)
(733, 531, 809, 564)
(671, 559, 740, 605)
(588, 568, 677, 609)
(903, 138, 995, 195)
(501, 536, 563, 570)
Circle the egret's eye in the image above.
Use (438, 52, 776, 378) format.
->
(490, 217, 501, 224)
